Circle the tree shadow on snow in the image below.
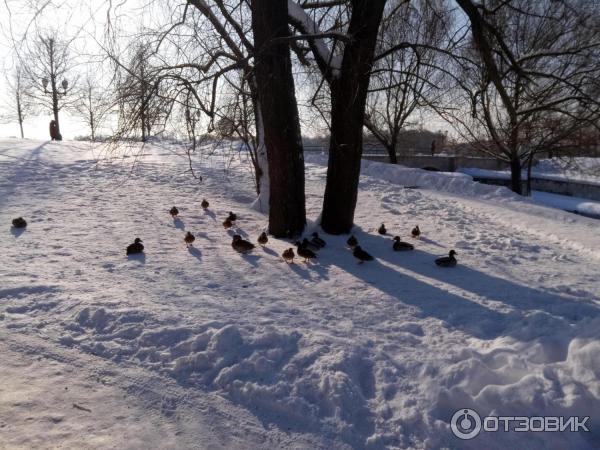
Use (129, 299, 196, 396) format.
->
(316, 229, 598, 341)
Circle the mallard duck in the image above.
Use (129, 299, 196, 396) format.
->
(311, 232, 326, 248)
(170, 206, 179, 218)
(282, 248, 295, 263)
(353, 245, 374, 263)
(126, 238, 144, 255)
(435, 250, 457, 267)
(258, 232, 268, 246)
(232, 235, 255, 253)
(378, 223, 387, 235)
(296, 241, 317, 263)
(301, 238, 320, 252)
(347, 235, 358, 249)
(184, 231, 195, 246)
(223, 217, 233, 229)
(228, 211, 237, 222)
(201, 199, 209, 209)
(12, 217, 27, 228)
(393, 236, 414, 251)
(411, 225, 421, 239)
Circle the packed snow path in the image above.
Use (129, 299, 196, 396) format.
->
(1, 140, 599, 449)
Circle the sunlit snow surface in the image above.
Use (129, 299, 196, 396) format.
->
(1, 139, 599, 449)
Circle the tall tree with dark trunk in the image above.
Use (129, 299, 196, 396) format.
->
(251, 0, 306, 237)
(289, 0, 386, 234)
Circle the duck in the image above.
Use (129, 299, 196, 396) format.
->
(223, 217, 233, 229)
(393, 236, 414, 251)
(126, 238, 144, 255)
(258, 232, 268, 246)
(311, 232, 326, 248)
(378, 223, 387, 235)
(411, 225, 421, 239)
(353, 245, 374, 263)
(232, 235, 255, 253)
(201, 199, 209, 209)
(184, 231, 196, 247)
(301, 238, 321, 252)
(282, 248, 295, 263)
(170, 206, 179, 218)
(347, 235, 358, 249)
(435, 250, 457, 267)
(11, 217, 27, 228)
(227, 211, 237, 222)
(296, 241, 317, 263)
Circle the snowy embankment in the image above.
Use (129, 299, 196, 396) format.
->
(1, 139, 600, 449)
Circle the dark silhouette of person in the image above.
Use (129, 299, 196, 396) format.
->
(49, 120, 58, 140)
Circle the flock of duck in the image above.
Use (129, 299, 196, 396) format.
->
(10, 204, 458, 268)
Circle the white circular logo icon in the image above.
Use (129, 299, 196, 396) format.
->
(451, 408, 482, 440)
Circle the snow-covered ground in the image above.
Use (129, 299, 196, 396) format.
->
(1, 139, 599, 449)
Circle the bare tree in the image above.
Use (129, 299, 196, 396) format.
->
(2, 65, 34, 138)
(448, 0, 600, 194)
(251, 0, 306, 237)
(365, 1, 449, 163)
(74, 73, 113, 141)
(20, 32, 77, 140)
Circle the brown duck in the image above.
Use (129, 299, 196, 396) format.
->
(201, 199, 209, 209)
(232, 235, 255, 253)
(347, 235, 358, 249)
(258, 232, 268, 246)
(353, 245, 374, 263)
(184, 232, 195, 247)
(170, 206, 179, 218)
(12, 217, 27, 228)
(126, 238, 144, 255)
(393, 236, 414, 251)
(282, 248, 295, 263)
(435, 250, 457, 267)
(411, 225, 421, 239)
(296, 241, 317, 263)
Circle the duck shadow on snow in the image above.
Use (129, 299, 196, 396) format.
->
(10, 227, 26, 238)
(127, 253, 146, 264)
(260, 246, 278, 257)
(187, 246, 202, 261)
(203, 209, 216, 220)
(307, 230, 598, 341)
(172, 217, 185, 230)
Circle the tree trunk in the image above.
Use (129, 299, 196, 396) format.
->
(525, 153, 534, 196)
(388, 136, 398, 164)
(251, 0, 306, 238)
(250, 99, 270, 214)
(510, 156, 523, 195)
(321, 0, 386, 234)
(16, 93, 24, 139)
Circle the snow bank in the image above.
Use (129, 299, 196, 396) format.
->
(306, 153, 519, 201)
(62, 306, 382, 444)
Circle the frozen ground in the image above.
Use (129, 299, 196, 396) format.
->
(1, 139, 599, 449)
